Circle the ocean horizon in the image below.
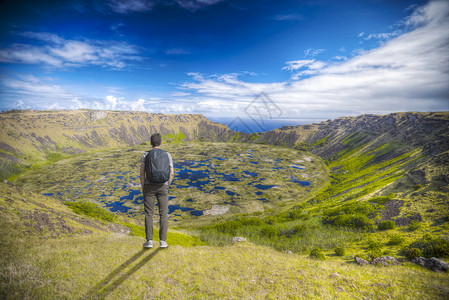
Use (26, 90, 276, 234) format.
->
(207, 117, 328, 134)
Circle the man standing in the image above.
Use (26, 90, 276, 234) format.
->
(140, 133, 174, 248)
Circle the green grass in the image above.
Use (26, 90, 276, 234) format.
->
(65, 200, 118, 222)
(342, 132, 368, 147)
(164, 130, 186, 143)
(0, 159, 22, 181)
(45, 152, 65, 162)
(306, 141, 421, 211)
(200, 216, 363, 253)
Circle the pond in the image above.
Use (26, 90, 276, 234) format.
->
(27, 143, 320, 223)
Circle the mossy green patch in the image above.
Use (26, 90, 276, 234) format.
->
(65, 201, 117, 222)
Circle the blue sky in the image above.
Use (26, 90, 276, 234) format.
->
(0, 0, 448, 121)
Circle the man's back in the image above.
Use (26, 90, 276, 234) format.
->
(140, 133, 174, 249)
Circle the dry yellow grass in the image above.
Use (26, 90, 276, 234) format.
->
(1, 233, 448, 299)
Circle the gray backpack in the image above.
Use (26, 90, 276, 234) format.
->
(145, 149, 170, 183)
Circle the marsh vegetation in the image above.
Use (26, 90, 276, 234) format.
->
(16, 142, 328, 224)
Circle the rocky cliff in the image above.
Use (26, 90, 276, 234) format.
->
(1, 110, 448, 187)
(0, 109, 237, 179)
(258, 112, 449, 160)
(257, 111, 449, 205)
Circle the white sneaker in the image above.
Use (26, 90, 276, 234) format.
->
(160, 241, 168, 248)
(143, 240, 153, 248)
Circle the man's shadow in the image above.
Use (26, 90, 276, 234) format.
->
(84, 248, 161, 299)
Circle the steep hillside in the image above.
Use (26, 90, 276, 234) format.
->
(256, 112, 449, 207)
(1, 182, 448, 299)
(0, 109, 238, 180)
(259, 112, 449, 159)
(199, 112, 449, 257)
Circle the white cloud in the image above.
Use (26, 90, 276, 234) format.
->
(130, 99, 146, 111)
(50, 41, 97, 63)
(108, 0, 154, 14)
(20, 32, 64, 44)
(45, 102, 62, 110)
(69, 96, 148, 111)
(332, 56, 347, 61)
(0, 73, 154, 113)
(176, 1, 449, 117)
(1, 74, 75, 98)
(269, 14, 303, 21)
(282, 60, 315, 71)
(174, 0, 223, 11)
(71, 98, 84, 110)
(106, 0, 224, 13)
(308, 61, 326, 70)
(403, 0, 447, 27)
(283, 59, 327, 79)
(104, 95, 119, 110)
(364, 31, 401, 40)
(12, 100, 27, 109)
(172, 92, 191, 97)
(304, 48, 325, 57)
(0, 32, 144, 69)
(0, 45, 63, 66)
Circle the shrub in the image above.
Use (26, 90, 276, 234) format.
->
(292, 224, 306, 234)
(413, 184, 423, 191)
(408, 220, 424, 232)
(323, 214, 374, 230)
(65, 201, 116, 222)
(378, 220, 396, 231)
(404, 247, 423, 260)
(407, 234, 449, 258)
(383, 249, 394, 256)
(288, 209, 305, 220)
(248, 133, 259, 141)
(325, 201, 379, 217)
(334, 247, 346, 256)
(355, 253, 371, 262)
(368, 249, 383, 259)
(309, 248, 326, 260)
(388, 234, 405, 245)
(422, 237, 449, 258)
(261, 226, 278, 238)
(46, 152, 64, 162)
(369, 193, 395, 205)
(367, 239, 383, 251)
(213, 220, 243, 235)
(239, 217, 264, 226)
(263, 216, 277, 225)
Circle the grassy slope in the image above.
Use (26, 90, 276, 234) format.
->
(1, 181, 448, 299)
(4, 234, 449, 299)
(198, 113, 449, 258)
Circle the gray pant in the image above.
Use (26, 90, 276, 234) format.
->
(143, 183, 169, 241)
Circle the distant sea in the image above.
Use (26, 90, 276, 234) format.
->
(207, 117, 328, 133)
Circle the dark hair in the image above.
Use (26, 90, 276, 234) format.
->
(150, 133, 162, 147)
